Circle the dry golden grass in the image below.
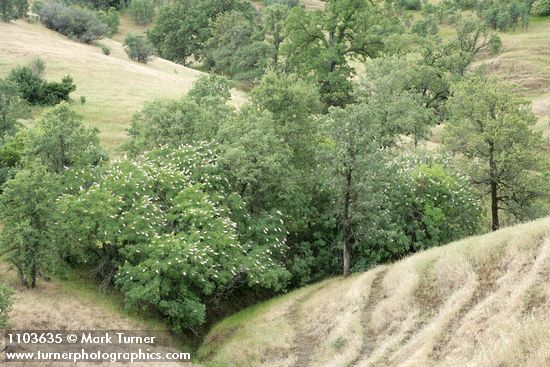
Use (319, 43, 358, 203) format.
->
(0, 21, 247, 154)
(0, 263, 194, 367)
(111, 12, 151, 42)
(199, 217, 550, 367)
(300, 0, 325, 10)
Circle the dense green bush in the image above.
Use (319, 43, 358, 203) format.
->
(0, 79, 29, 138)
(101, 44, 111, 55)
(0, 163, 59, 288)
(7, 66, 43, 104)
(0, 282, 14, 328)
(478, 0, 530, 31)
(128, 0, 155, 25)
(125, 74, 233, 154)
(1, 0, 28, 21)
(8, 62, 76, 105)
(0, 130, 28, 189)
(531, 0, 550, 15)
(58, 143, 290, 330)
(397, 0, 422, 10)
(147, 0, 256, 64)
(40, 76, 77, 105)
(37, 1, 108, 43)
(123, 34, 155, 63)
(97, 7, 119, 36)
(351, 156, 483, 270)
(26, 103, 106, 174)
(203, 11, 271, 80)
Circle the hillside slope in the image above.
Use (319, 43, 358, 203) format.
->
(198, 217, 550, 367)
(0, 21, 247, 152)
(0, 263, 195, 366)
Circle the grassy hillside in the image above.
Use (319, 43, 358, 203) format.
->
(483, 17, 550, 140)
(0, 263, 195, 366)
(198, 217, 550, 367)
(0, 21, 247, 153)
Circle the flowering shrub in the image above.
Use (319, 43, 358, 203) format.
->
(58, 143, 289, 330)
(352, 154, 483, 270)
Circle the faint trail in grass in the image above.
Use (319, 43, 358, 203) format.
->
(349, 268, 388, 367)
(288, 284, 325, 367)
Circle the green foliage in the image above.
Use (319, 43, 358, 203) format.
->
(478, 0, 530, 31)
(397, 0, 421, 10)
(0, 79, 29, 138)
(217, 105, 293, 214)
(0, 282, 14, 328)
(148, 0, 256, 64)
(0, 130, 28, 189)
(128, 0, 155, 25)
(58, 143, 290, 330)
(41, 76, 77, 105)
(203, 11, 268, 80)
(250, 71, 321, 167)
(282, 0, 403, 107)
(444, 76, 550, 229)
(221, 72, 333, 286)
(125, 78, 233, 155)
(123, 33, 155, 63)
(354, 57, 439, 146)
(0, 0, 28, 21)
(8, 60, 76, 105)
(101, 44, 111, 55)
(447, 16, 501, 76)
(531, 0, 550, 15)
(262, 4, 290, 67)
(96, 7, 120, 36)
(25, 103, 107, 174)
(352, 155, 483, 269)
(0, 163, 59, 288)
(7, 66, 44, 104)
(186, 74, 233, 102)
(36, 1, 108, 43)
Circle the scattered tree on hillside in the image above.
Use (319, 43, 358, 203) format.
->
(125, 75, 234, 154)
(282, 0, 402, 107)
(477, 0, 530, 31)
(444, 76, 549, 231)
(123, 33, 155, 63)
(25, 103, 106, 174)
(97, 7, 120, 36)
(262, 4, 290, 67)
(322, 103, 399, 276)
(203, 11, 271, 81)
(0, 164, 58, 288)
(0, 79, 29, 139)
(36, 1, 108, 43)
(8, 60, 76, 105)
(148, 0, 255, 65)
(128, 0, 154, 25)
(0, 0, 27, 21)
(355, 58, 438, 147)
(449, 17, 501, 76)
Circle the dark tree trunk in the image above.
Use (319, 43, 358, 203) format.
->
(489, 141, 499, 231)
(343, 167, 352, 277)
(327, 31, 336, 73)
(491, 180, 499, 231)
